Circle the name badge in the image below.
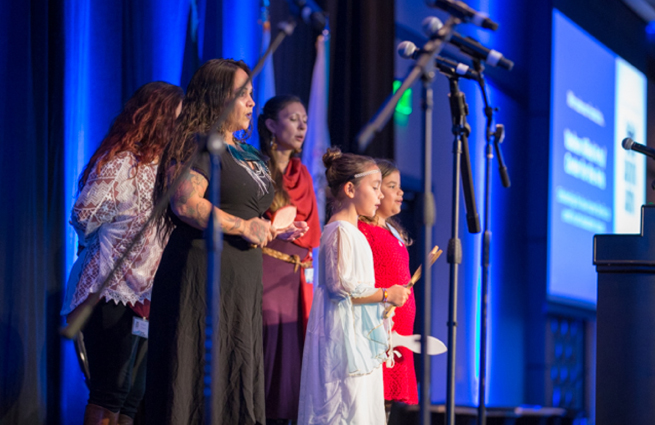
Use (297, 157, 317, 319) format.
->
(132, 317, 149, 339)
(305, 268, 314, 285)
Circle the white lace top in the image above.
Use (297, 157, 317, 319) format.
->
(61, 152, 167, 315)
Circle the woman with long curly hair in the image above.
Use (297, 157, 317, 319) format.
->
(61, 81, 184, 425)
(146, 59, 306, 425)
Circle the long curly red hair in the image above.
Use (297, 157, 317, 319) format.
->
(78, 81, 184, 191)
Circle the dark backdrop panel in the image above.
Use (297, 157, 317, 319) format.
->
(328, 0, 395, 157)
(554, 0, 647, 73)
(269, 0, 325, 106)
(0, 0, 66, 424)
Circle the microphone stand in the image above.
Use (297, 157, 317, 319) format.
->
(203, 130, 225, 423)
(473, 60, 510, 425)
(354, 16, 458, 425)
(420, 31, 486, 425)
(357, 16, 459, 152)
(445, 75, 481, 425)
(419, 64, 438, 425)
(355, 17, 459, 425)
(201, 18, 296, 425)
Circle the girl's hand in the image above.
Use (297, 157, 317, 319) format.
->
(275, 221, 309, 241)
(386, 285, 411, 307)
(242, 217, 273, 247)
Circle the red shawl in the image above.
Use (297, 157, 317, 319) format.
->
(283, 158, 321, 249)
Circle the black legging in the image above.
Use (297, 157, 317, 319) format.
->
(82, 300, 148, 418)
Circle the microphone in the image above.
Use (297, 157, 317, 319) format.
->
(436, 56, 480, 80)
(425, 0, 499, 30)
(397, 41, 481, 80)
(622, 138, 655, 160)
(396, 41, 441, 62)
(451, 33, 514, 70)
(397, 40, 429, 60)
(287, 0, 327, 31)
(492, 124, 511, 188)
(422, 16, 514, 70)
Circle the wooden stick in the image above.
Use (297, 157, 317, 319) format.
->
(383, 246, 442, 319)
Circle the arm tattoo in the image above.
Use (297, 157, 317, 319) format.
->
(195, 201, 210, 226)
(248, 220, 267, 244)
(190, 173, 206, 194)
(171, 170, 213, 229)
(175, 171, 208, 207)
(186, 204, 196, 218)
(176, 179, 194, 204)
(196, 201, 209, 216)
(222, 215, 242, 233)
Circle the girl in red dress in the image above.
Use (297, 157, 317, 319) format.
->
(358, 159, 418, 409)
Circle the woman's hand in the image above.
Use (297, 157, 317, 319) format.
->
(385, 285, 411, 307)
(274, 221, 309, 241)
(242, 217, 273, 247)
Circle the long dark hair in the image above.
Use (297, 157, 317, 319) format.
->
(78, 81, 184, 191)
(359, 159, 412, 245)
(153, 59, 252, 239)
(257, 94, 304, 212)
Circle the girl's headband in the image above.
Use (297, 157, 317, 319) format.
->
(350, 168, 381, 180)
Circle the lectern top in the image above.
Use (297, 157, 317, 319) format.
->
(594, 205, 655, 266)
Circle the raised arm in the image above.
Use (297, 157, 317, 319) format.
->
(170, 169, 272, 246)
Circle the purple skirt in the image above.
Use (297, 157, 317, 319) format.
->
(262, 238, 309, 420)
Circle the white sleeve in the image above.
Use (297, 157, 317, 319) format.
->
(323, 226, 359, 300)
(71, 154, 134, 238)
(323, 225, 377, 301)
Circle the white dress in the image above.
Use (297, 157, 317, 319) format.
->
(298, 220, 389, 425)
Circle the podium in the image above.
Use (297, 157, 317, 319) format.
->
(594, 204, 655, 425)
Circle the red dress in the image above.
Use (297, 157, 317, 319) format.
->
(358, 220, 419, 404)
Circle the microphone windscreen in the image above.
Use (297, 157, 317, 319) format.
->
(422, 16, 443, 38)
(397, 41, 417, 59)
(622, 138, 634, 150)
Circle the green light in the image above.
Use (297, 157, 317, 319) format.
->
(393, 80, 412, 115)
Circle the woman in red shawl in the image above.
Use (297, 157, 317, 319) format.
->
(358, 159, 418, 410)
(258, 95, 321, 424)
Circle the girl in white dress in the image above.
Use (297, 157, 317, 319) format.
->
(298, 147, 411, 424)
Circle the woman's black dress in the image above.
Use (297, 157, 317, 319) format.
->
(146, 148, 273, 425)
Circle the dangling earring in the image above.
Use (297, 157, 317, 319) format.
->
(270, 135, 278, 150)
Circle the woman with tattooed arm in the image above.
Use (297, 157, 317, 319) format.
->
(146, 59, 304, 425)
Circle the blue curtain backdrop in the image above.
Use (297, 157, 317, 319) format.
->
(0, 0, 250, 423)
(0, 0, 335, 423)
(0, 1, 66, 424)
